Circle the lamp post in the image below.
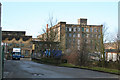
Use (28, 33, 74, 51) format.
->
(0, 3, 2, 80)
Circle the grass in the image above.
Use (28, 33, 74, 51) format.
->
(58, 63, 120, 75)
(32, 59, 120, 75)
(85, 67, 120, 75)
(58, 63, 77, 67)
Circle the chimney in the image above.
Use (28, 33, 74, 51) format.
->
(78, 18, 87, 25)
(46, 24, 48, 33)
(46, 24, 48, 40)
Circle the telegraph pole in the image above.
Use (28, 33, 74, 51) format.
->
(118, 1, 120, 78)
(118, 1, 120, 41)
(0, 2, 2, 80)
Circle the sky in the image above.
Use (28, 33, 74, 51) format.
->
(1, 0, 119, 41)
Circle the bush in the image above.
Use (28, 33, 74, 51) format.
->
(96, 61, 120, 70)
(61, 59, 67, 63)
(36, 58, 61, 65)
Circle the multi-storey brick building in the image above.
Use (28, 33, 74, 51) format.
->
(2, 31, 32, 58)
(38, 18, 103, 54)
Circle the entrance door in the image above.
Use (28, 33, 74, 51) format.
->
(25, 50, 29, 57)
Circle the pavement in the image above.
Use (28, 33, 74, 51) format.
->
(3, 59, 120, 79)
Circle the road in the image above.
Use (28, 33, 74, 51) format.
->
(3, 59, 119, 79)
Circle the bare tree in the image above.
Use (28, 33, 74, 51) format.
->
(65, 42, 78, 65)
(100, 23, 108, 67)
(41, 14, 58, 42)
(38, 14, 63, 59)
(112, 35, 120, 62)
(77, 33, 90, 66)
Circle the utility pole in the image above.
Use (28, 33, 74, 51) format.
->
(118, 1, 120, 65)
(0, 2, 2, 80)
(118, 1, 120, 41)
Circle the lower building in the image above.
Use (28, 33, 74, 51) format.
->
(32, 40, 60, 53)
(104, 42, 120, 61)
(32, 38, 61, 58)
(2, 31, 32, 59)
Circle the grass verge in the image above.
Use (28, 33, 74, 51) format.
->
(58, 63, 120, 75)
(32, 59, 120, 75)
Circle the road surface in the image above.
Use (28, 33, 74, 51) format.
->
(3, 59, 119, 79)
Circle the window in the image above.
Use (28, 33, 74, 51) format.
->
(86, 34, 89, 38)
(90, 27, 92, 32)
(94, 34, 96, 38)
(21, 44, 24, 46)
(66, 27, 68, 31)
(66, 34, 67, 37)
(78, 27, 80, 31)
(78, 46, 80, 50)
(90, 34, 92, 38)
(8, 43, 12, 46)
(98, 40, 101, 44)
(82, 27, 84, 32)
(95, 45, 97, 50)
(98, 28, 101, 32)
(98, 34, 101, 38)
(82, 33, 84, 37)
(69, 27, 72, 31)
(78, 40, 80, 45)
(73, 27, 76, 32)
(73, 33, 76, 37)
(69, 33, 72, 37)
(16, 44, 19, 46)
(48, 31, 50, 34)
(85, 39, 87, 43)
(73, 39, 75, 43)
(94, 28, 97, 32)
(8, 34, 11, 35)
(92, 34, 94, 37)
(69, 39, 71, 43)
(94, 34, 97, 38)
(86, 28, 89, 32)
(39, 44, 42, 46)
(91, 40, 92, 44)
(53, 29, 55, 31)
(78, 33, 80, 37)
(96, 34, 98, 38)
(25, 50, 29, 56)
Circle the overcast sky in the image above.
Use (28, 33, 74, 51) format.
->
(1, 0, 118, 41)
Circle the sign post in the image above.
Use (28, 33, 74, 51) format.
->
(0, 3, 2, 80)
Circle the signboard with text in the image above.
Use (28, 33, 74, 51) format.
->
(13, 48, 21, 52)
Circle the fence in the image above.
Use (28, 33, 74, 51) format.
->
(31, 49, 62, 59)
